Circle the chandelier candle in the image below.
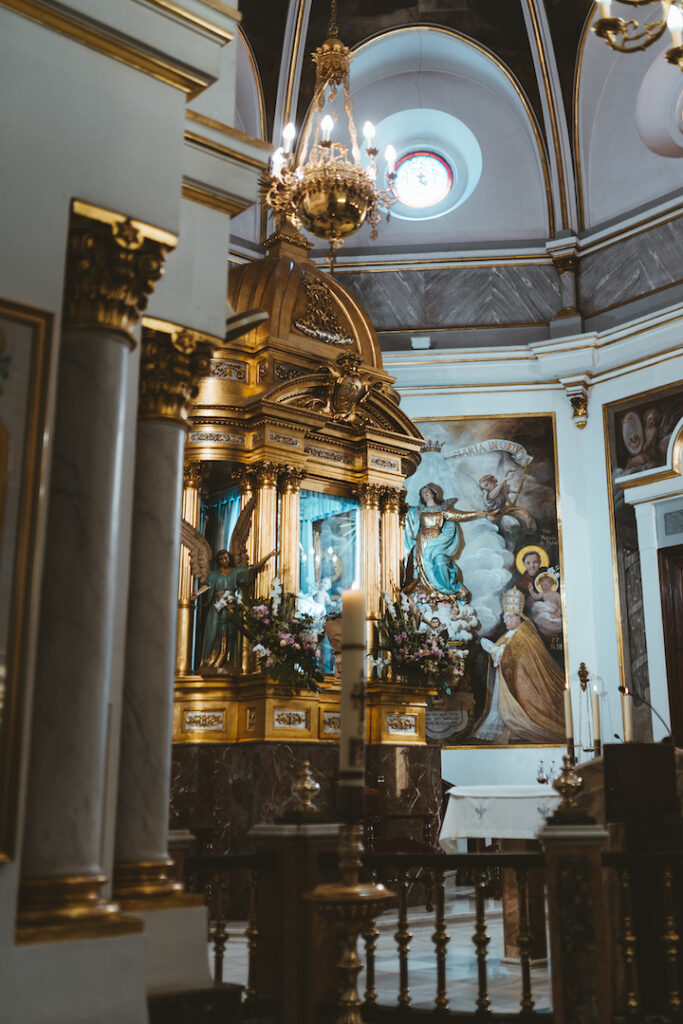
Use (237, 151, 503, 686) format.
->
(564, 682, 574, 761)
(339, 588, 366, 822)
(621, 687, 634, 743)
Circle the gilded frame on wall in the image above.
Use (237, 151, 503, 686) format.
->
(411, 413, 568, 748)
(0, 299, 52, 860)
(603, 381, 683, 711)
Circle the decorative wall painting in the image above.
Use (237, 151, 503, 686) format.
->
(0, 300, 52, 859)
(409, 415, 566, 747)
(604, 383, 683, 725)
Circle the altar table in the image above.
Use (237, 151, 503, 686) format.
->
(439, 785, 561, 963)
(439, 784, 561, 849)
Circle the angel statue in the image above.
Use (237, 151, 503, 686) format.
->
(181, 495, 276, 674)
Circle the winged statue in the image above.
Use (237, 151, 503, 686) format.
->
(180, 495, 275, 673)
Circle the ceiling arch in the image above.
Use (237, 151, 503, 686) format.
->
(302, 26, 553, 256)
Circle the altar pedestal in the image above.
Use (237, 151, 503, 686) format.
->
(440, 785, 561, 963)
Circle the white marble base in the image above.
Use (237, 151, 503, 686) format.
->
(137, 905, 212, 994)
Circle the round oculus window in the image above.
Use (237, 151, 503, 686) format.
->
(391, 151, 453, 209)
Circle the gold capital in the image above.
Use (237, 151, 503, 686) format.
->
(279, 465, 305, 493)
(139, 327, 214, 423)
(184, 462, 208, 490)
(63, 209, 174, 335)
(255, 461, 280, 488)
(380, 486, 401, 513)
(355, 483, 381, 509)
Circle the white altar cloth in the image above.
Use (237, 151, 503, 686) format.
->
(439, 784, 561, 850)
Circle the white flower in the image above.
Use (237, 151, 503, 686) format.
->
(252, 643, 267, 657)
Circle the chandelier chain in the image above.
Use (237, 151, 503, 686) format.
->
(328, 0, 338, 37)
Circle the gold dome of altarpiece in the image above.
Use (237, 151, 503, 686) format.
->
(174, 229, 426, 747)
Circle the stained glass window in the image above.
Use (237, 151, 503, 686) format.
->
(392, 151, 453, 209)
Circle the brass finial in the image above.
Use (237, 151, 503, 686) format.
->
(578, 662, 589, 692)
(291, 760, 321, 815)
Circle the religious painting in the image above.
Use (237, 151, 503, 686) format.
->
(604, 383, 683, 719)
(0, 299, 52, 859)
(408, 415, 566, 747)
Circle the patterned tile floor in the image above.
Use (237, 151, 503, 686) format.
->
(217, 884, 552, 1015)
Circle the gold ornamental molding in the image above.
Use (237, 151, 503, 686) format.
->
(63, 202, 177, 336)
(185, 110, 271, 152)
(184, 130, 270, 171)
(139, 319, 217, 423)
(112, 858, 202, 910)
(0, 0, 213, 97)
(16, 872, 142, 945)
(144, 0, 238, 42)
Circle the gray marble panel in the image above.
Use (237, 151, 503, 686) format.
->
(424, 265, 562, 325)
(341, 270, 425, 329)
(23, 330, 129, 877)
(116, 419, 185, 863)
(579, 218, 683, 316)
(342, 265, 561, 331)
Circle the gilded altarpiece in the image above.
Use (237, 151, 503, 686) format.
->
(170, 232, 442, 855)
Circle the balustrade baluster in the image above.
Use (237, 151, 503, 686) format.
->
(515, 867, 535, 1016)
(424, 865, 434, 913)
(209, 870, 228, 985)
(395, 870, 412, 1007)
(472, 868, 491, 1016)
(618, 867, 639, 1017)
(363, 915, 379, 1005)
(245, 869, 259, 1002)
(662, 865, 681, 1017)
(432, 869, 449, 1012)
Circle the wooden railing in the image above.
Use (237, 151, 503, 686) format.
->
(182, 843, 681, 1024)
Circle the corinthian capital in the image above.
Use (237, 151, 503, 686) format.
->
(139, 325, 214, 422)
(355, 483, 382, 509)
(380, 486, 401, 514)
(255, 461, 280, 488)
(63, 204, 175, 335)
(279, 466, 305, 494)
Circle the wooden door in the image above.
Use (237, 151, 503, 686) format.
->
(658, 544, 683, 746)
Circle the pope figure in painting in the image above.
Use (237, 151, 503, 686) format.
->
(479, 587, 565, 743)
(405, 482, 486, 599)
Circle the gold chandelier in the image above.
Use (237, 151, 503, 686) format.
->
(261, 0, 397, 267)
(593, 0, 683, 69)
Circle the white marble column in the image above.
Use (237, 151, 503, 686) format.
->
(114, 325, 213, 901)
(18, 206, 173, 935)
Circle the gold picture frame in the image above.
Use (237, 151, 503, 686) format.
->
(0, 299, 53, 861)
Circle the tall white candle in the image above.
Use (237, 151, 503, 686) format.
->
(623, 687, 634, 742)
(592, 686, 601, 747)
(563, 682, 574, 740)
(340, 589, 367, 794)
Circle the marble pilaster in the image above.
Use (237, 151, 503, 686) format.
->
(114, 325, 213, 903)
(18, 206, 173, 936)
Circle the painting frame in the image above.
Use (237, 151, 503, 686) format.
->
(0, 298, 53, 861)
(412, 412, 568, 749)
(602, 381, 683, 706)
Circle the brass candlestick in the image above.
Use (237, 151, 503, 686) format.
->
(306, 824, 394, 1024)
(548, 755, 595, 825)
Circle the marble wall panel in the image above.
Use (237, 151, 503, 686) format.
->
(341, 270, 425, 329)
(341, 265, 561, 332)
(424, 265, 561, 326)
(579, 218, 683, 317)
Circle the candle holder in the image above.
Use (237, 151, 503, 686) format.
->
(306, 823, 395, 1024)
(291, 760, 321, 815)
(548, 755, 595, 825)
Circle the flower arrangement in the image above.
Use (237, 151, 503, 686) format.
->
(376, 592, 470, 697)
(238, 578, 325, 692)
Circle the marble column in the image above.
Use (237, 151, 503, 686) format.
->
(254, 462, 279, 598)
(279, 466, 304, 595)
(114, 324, 213, 902)
(176, 463, 205, 677)
(380, 486, 402, 595)
(18, 206, 173, 936)
(358, 484, 382, 623)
